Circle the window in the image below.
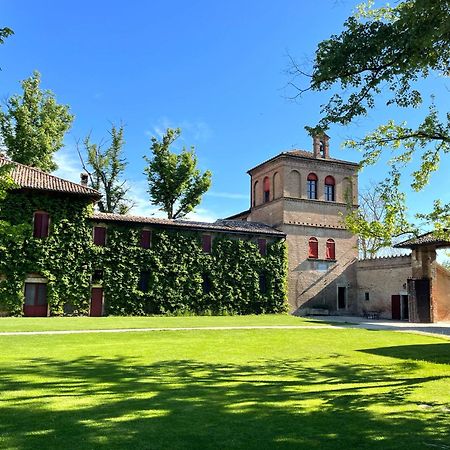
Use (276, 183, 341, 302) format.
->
(307, 173, 318, 199)
(93, 226, 106, 246)
(139, 271, 150, 293)
(259, 273, 267, 294)
(325, 176, 335, 201)
(141, 229, 152, 249)
(326, 239, 335, 260)
(202, 234, 212, 253)
(365, 292, 370, 301)
(202, 273, 211, 294)
(308, 237, 318, 259)
(258, 238, 267, 256)
(33, 211, 50, 238)
(92, 269, 103, 283)
(263, 176, 270, 203)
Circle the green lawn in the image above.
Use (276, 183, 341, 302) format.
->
(0, 314, 322, 332)
(0, 323, 449, 449)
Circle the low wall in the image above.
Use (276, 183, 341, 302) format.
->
(433, 264, 450, 322)
(356, 256, 412, 319)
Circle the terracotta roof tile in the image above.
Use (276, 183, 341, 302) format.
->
(395, 231, 450, 249)
(91, 212, 285, 236)
(0, 157, 100, 199)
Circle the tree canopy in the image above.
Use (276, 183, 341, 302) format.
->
(79, 124, 133, 214)
(144, 128, 212, 219)
(289, 0, 450, 240)
(0, 71, 74, 172)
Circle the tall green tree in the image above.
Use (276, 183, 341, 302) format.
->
(144, 128, 212, 219)
(0, 70, 74, 172)
(289, 0, 450, 240)
(79, 124, 133, 214)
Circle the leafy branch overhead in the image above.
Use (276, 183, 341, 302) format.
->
(79, 124, 133, 214)
(144, 128, 212, 220)
(289, 0, 450, 241)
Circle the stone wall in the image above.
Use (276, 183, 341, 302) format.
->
(356, 256, 412, 318)
(433, 264, 450, 321)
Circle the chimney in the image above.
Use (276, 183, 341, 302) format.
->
(313, 133, 330, 159)
(80, 173, 89, 186)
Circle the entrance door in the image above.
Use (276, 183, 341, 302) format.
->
(337, 287, 346, 310)
(90, 288, 103, 317)
(391, 295, 401, 320)
(401, 295, 409, 321)
(23, 283, 48, 317)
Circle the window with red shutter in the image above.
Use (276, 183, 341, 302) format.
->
(324, 176, 335, 201)
(141, 229, 152, 249)
(308, 237, 318, 259)
(258, 238, 267, 256)
(33, 212, 50, 238)
(93, 226, 106, 246)
(326, 239, 335, 260)
(202, 234, 212, 253)
(307, 173, 318, 199)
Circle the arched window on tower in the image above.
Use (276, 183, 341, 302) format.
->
(308, 237, 318, 259)
(324, 176, 335, 201)
(307, 173, 318, 200)
(263, 176, 270, 203)
(253, 180, 259, 207)
(326, 239, 336, 260)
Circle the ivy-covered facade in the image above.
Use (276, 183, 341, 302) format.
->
(0, 157, 288, 316)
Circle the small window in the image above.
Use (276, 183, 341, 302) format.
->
(258, 238, 267, 256)
(325, 176, 335, 201)
(93, 226, 106, 246)
(202, 234, 212, 253)
(263, 176, 270, 203)
(141, 229, 152, 249)
(307, 173, 318, 200)
(259, 273, 267, 294)
(308, 237, 318, 259)
(139, 271, 150, 293)
(33, 212, 50, 238)
(326, 239, 335, 260)
(365, 292, 370, 301)
(92, 269, 103, 283)
(202, 273, 211, 294)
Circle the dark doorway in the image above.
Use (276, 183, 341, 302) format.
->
(90, 287, 103, 317)
(337, 287, 346, 309)
(401, 295, 409, 321)
(391, 295, 401, 320)
(415, 279, 431, 322)
(23, 283, 48, 317)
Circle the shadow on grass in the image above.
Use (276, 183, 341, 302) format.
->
(361, 343, 450, 366)
(1, 356, 449, 449)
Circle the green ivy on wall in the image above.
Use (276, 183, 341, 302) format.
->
(0, 191, 288, 316)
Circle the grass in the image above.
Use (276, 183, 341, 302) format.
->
(0, 314, 323, 332)
(0, 320, 449, 449)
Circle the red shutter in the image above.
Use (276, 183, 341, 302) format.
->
(308, 238, 318, 259)
(326, 239, 335, 260)
(94, 227, 106, 246)
(141, 230, 152, 249)
(33, 213, 43, 238)
(33, 212, 49, 238)
(202, 235, 212, 253)
(258, 238, 267, 256)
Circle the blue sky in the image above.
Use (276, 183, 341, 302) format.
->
(1, 0, 449, 225)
